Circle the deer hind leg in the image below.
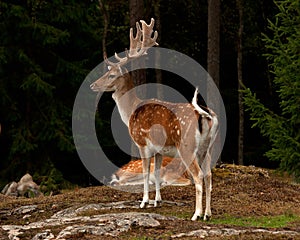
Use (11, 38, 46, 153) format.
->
(179, 147, 203, 221)
(204, 171, 212, 220)
(203, 153, 212, 220)
(154, 153, 162, 206)
(189, 160, 204, 221)
(140, 155, 151, 208)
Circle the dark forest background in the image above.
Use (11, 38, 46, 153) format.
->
(0, 0, 299, 192)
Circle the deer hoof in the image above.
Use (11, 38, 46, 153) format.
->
(191, 214, 201, 221)
(140, 201, 148, 208)
(203, 215, 211, 221)
(154, 200, 162, 207)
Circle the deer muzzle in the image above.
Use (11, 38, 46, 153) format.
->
(90, 82, 100, 92)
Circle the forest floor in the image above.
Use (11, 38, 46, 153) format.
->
(0, 164, 299, 239)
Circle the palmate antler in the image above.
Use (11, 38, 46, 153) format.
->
(105, 18, 158, 67)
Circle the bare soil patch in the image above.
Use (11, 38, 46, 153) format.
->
(0, 164, 299, 239)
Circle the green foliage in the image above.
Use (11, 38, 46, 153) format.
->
(243, 0, 300, 181)
(0, 0, 282, 186)
(0, 0, 103, 183)
(38, 166, 72, 195)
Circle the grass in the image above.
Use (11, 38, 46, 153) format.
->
(210, 212, 300, 228)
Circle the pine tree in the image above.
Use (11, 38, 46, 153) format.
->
(0, 1, 102, 186)
(243, 0, 300, 181)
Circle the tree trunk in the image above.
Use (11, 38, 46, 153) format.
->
(154, 0, 163, 99)
(129, 0, 146, 88)
(207, 0, 221, 165)
(237, 0, 244, 165)
(129, 0, 145, 159)
(207, 0, 220, 88)
(98, 0, 109, 60)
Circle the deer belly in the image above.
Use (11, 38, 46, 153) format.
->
(141, 139, 179, 157)
(159, 146, 178, 157)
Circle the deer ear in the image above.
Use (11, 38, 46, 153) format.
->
(107, 66, 112, 71)
(119, 67, 128, 74)
(118, 66, 124, 75)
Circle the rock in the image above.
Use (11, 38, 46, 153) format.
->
(12, 205, 38, 215)
(2, 211, 173, 239)
(1, 182, 18, 197)
(55, 212, 169, 239)
(17, 174, 42, 197)
(32, 230, 54, 240)
(2, 201, 299, 239)
(1, 174, 42, 198)
(2, 201, 176, 239)
(171, 227, 299, 238)
(18, 173, 34, 184)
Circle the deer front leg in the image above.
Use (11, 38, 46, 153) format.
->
(140, 156, 151, 208)
(154, 153, 162, 207)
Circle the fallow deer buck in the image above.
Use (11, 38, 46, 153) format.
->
(90, 18, 219, 221)
(110, 156, 193, 186)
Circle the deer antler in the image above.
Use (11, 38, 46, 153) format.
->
(108, 18, 158, 67)
(127, 21, 143, 56)
(140, 18, 158, 49)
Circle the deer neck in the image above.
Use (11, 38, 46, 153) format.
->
(112, 73, 141, 126)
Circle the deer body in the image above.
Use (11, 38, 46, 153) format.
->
(90, 19, 219, 220)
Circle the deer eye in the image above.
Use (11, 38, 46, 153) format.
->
(108, 74, 116, 80)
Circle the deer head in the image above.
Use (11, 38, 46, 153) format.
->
(90, 18, 158, 93)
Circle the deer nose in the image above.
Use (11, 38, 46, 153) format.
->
(90, 82, 98, 91)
